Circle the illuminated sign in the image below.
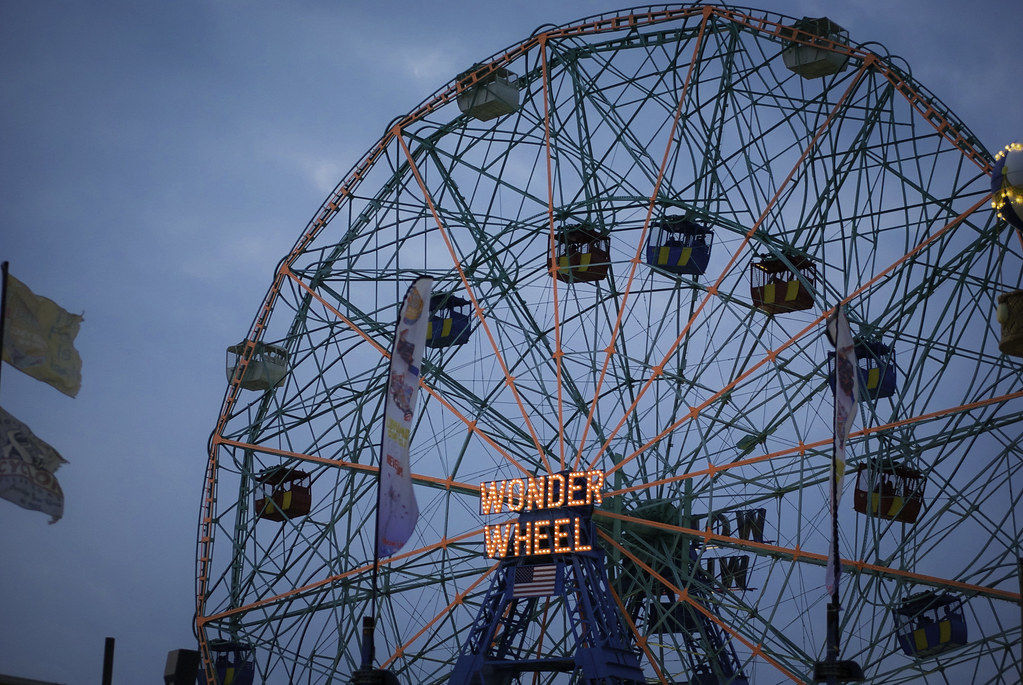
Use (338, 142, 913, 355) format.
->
(480, 470, 604, 559)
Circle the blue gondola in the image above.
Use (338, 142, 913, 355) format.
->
(893, 592, 968, 658)
(828, 339, 897, 401)
(204, 640, 255, 685)
(645, 215, 713, 276)
(426, 293, 472, 348)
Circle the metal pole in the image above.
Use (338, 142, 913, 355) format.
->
(825, 330, 841, 685)
(826, 413, 840, 685)
(0, 261, 9, 392)
(102, 637, 115, 685)
(1018, 556, 1022, 685)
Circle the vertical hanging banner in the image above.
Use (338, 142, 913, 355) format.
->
(2, 274, 83, 397)
(0, 406, 67, 523)
(825, 308, 858, 594)
(377, 276, 433, 557)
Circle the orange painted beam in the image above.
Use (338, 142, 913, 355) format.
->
(576, 6, 714, 473)
(593, 59, 875, 476)
(599, 529, 801, 682)
(599, 510, 1021, 604)
(198, 526, 485, 626)
(393, 128, 553, 475)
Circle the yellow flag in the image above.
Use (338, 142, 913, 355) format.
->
(2, 274, 83, 397)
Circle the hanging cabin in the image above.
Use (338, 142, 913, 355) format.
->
(645, 215, 713, 276)
(226, 341, 289, 391)
(853, 459, 925, 523)
(893, 591, 968, 658)
(208, 640, 255, 685)
(426, 293, 473, 348)
(829, 339, 897, 401)
(997, 290, 1023, 357)
(552, 223, 611, 283)
(780, 17, 850, 79)
(254, 466, 312, 522)
(749, 254, 816, 313)
(456, 65, 520, 121)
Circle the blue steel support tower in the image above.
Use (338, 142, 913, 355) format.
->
(449, 500, 645, 685)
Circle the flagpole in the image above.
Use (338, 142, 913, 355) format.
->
(815, 308, 862, 684)
(360, 291, 396, 677)
(826, 391, 841, 685)
(359, 365, 386, 677)
(361, 453, 383, 672)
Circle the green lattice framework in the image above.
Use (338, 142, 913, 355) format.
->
(195, 4, 1023, 684)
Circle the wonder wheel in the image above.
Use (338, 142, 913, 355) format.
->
(196, 4, 1023, 684)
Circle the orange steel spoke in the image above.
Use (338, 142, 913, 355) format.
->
(211, 437, 484, 496)
(199, 526, 485, 627)
(599, 529, 802, 682)
(608, 387, 1023, 497)
(599, 511, 1021, 605)
(382, 562, 500, 668)
(393, 127, 552, 474)
(199, 561, 372, 628)
(282, 263, 387, 356)
(591, 60, 874, 476)
(606, 578, 668, 683)
(604, 193, 994, 478)
(539, 34, 567, 473)
(709, 9, 990, 174)
(574, 6, 713, 472)
(419, 383, 533, 478)
(284, 256, 534, 478)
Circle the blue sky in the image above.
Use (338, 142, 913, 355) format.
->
(0, 1, 1019, 682)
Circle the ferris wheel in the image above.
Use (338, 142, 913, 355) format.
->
(195, 4, 1023, 684)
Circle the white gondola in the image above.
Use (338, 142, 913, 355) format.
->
(226, 341, 288, 391)
(456, 66, 519, 121)
(781, 17, 849, 79)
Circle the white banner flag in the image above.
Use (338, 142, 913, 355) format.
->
(377, 277, 433, 557)
(826, 308, 858, 594)
(0, 406, 67, 523)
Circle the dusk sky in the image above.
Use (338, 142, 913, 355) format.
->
(1, 1, 1019, 683)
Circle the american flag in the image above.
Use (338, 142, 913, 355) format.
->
(512, 564, 559, 598)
